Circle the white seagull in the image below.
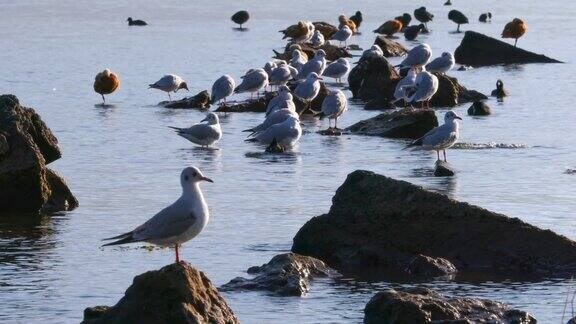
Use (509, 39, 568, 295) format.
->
(408, 111, 462, 161)
(149, 74, 189, 101)
(393, 69, 418, 104)
(296, 50, 327, 80)
(210, 75, 235, 105)
(245, 115, 302, 148)
(235, 69, 269, 99)
(168, 113, 222, 147)
(318, 89, 348, 129)
(103, 166, 213, 263)
(269, 61, 292, 89)
(399, 43, 432, 70)
(330, 25, 353, 47)
(289, 49, 308, 72)
(310, 30, 325, 46)
(294, 72, 322, 109)
(361, 44, 384, 60)
(243, 108, 299, 136)
(322, 58, 351, 84)
(425, 52, 455, 74)
(406, 71, 439, 109)
(266, 86, 296, 116)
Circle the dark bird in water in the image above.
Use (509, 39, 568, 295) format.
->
(394, 13, 412, 29)
(404, 24, 425, 41)
(93, 69, 120, 104)
(231, 10, 250, 29)
(502, 18, 526, 47)
(373, 19, 403, 37)
(479, 12, 492, 23)
(349, 11, 363, 30)
(448, 10, 468, 32)
(127, 17, 147, 26)
(491, 80, 508, 98)
(444, 0, 452, 5)
(414, 7, 433, 28)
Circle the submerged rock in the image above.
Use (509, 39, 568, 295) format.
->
(82, 262, 238, 324)
(374, 36, 408, 57)
(434, 160, 456, 177)
(364, 287, 537, 324)
(0, 94, 78, 214)
(162, 90, 210, 109)
(468, 100, 491, 116)
(346, 109, 438, 140)
(292, 170, 576, 278)
(455, 31, 561, 66)
(221, 253, 333, 296)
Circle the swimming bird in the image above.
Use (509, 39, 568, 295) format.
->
(279, 21, 310, 43)
(266, 86, 295, 116)
(310, 30, 325, 47)
(491, 79, 508, 98)
(244, 108, 299, 136)
(235, 69, 268, 99)
(296, 50, 327, 80)
(414, 7, 434, 28)
(169, 113, 222, 147)
(149, 74, 189, 101)
(330, 25, 353, 47)
(231, 10, 249, 29)
(479, 12, 492, 23)
(127, 17, 147, 26)
(373, 19, 403, 37)
(425, 52, 455, 74)
(448, 10, 469, 32)
(294, 72, 322, 111)
(290, 49, 308, 72)
(322, 58, 351, 84)
(395, 13, 412, 28)
(93, 68, 120, 104)
(210, 75, 235, 105)
(338, 15, 357, 33)
(408, 111, 462, 161)
(399, 43, 432, 70)
(393, 68, 417, 105)
(406, 71, 439, 109)
(269, 61, 292, 89)
(502, 18, 527, 47)
(245, 115, 302, 148)
(102, 166, 213, 263)
(404, 24, 425, 41)
(318, 89, 347, 129)
(349, 11, 363, 30)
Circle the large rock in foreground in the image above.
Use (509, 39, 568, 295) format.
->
(0, 95, 78, 214)
(364, 288, 536, 324)
(292, 170, 576, 279)
(346, 109, 438, 140)
(221, 253, 333, 296)
(455, 31, 561, 66)
(82, 262, 238, 324)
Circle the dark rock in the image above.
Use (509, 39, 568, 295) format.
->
(162, 90, 210, 109)
(274, 42, 352, 62)
(374, 36, 408, 57)
(568, 316, 576, 324)
(265, 138, 285, 153)
(317, 128, 344, 136)
(348, 56, 399, 101)
(468, 101, 491, 116)
(364, 287, 537, 324)
(455, 31, 562, 66)
(0, 94, 78, 214)
(406, 254, 457, 277)
(346, 109, 438, 140)
(364, 96, 395, 110)
(434, 160, 456, 177)
(347, 44, 362, 51)
(292, 170, 576, 278)
(82, 262, 238, 324)
(220, 253, 333, 296)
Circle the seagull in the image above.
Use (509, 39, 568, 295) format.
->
(269, 61, 292, 89)
(235, 69, 268, 99)
(502, 18, 527, 47)
(393, 68, 417, 105)
(266, 86, 295, 116)
(408, 111, 462, 161)
(210, 75, 235, 105)
(330, 25, 353, 47)
(169, 113, 222, 147)
(310, 30, 325, 47)
(296, 50, 327, 80)
(448, 10, 469, 32)
(294, 72, 322, 112)
(245, 115, 302, 148)
(414, 7, 434, 28)
(127, 17, 147, 26)
(231, 10, 250, 29)
(149, 74, 189, 101)
(93, 68, 120, 104)
(322, 58, 351, 85)
(289, 49, 308, 72)
(425, 52, 455, 74)
(318, 89, 347, 129)
(243, 108, 299, 136)
(399, 44, 432, 70)
(102, 166, 213, 263)
(406, 71, 439, 109)
(360, 45, 384, 62)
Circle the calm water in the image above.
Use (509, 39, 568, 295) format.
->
(1, 0, 575, 323)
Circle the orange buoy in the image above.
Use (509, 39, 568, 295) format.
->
(502, 18, 527, 47)
(93, 69, 120, 104)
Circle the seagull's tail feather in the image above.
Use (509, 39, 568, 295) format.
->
(148, 84, 158, 89)
(102, 234, 143, 247)
(242, 128, 254, 133)
(245, 138, 258, 143)
(168, 126, 183, 132)
(102, 231, 133, 241)
(404, 137, 424, 150)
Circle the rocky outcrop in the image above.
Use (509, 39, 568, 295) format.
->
(162, 90, 210, 109)
(221, 253, 333, 296)
(434, 160, 455, 177)
(346, 109, 438, 140)
(82, 262, 238, 324)
(455, 31, 561, 66)
(0, 94, 78, 214)
(364, 288, 537, 324)
(274, 43, 352, 62)
(374, 36, 408, 57)
(468, 100, 491, 116)
(292, 170, 576, 278)
(429, 73, 487, 107)
(406, 255, 457, 277)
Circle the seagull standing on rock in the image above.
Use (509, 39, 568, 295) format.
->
(296, 50, 327, 80)
(149, 74, 189, 102)
(318, 89, 347, 129)
(290, 49, 308, 72)
(330, 25, 353, 47)
(425, 52, 455, 74)
(322, 58, 351, 85)
(269, 61, 292, 89)
(210, 75, 235, 105)
(235, 69, 268, 99)
(399, 43, 432, 71)
(406, 71, 439, 109)
(393, 68, 417, 105)
(310, 30, 325, 47)
(169, 113, 222, 148)
(408, 111, 462, 161)
(103, 166, 213, 264)
(295, 72, 322, 112)
(266, 85, 295, 116)
(245, 115, 302, 149)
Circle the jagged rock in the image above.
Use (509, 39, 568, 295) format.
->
(279, 43, 352, 62)
(0, 94, 78, 214)
(406, 254, 457, 277)
(374, 36, 408, 57)
(468, 101, 491, 116)
(292, 170, 576, 278)
(434, 160, 455, 177)
(162, 90, 210, 109)
(364, 96, 395, 110)
(455, 31, 561, 66)
(348, 56, 399, 101)
(82, 262, 238, 324)
(346, 109, 438, 140)
(220, 253, 333, 296)
(364, 288, 537, 324)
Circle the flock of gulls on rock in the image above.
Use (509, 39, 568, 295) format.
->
(97, 4, 527, 262)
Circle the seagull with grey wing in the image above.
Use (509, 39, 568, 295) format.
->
(407, 110, 462, 161)
(149, 74, 189, 102)
(398, 43, 432, 71)
(245, 115, 302, 149)
(210, 75, 235, 105)
(168, 113, 222, 147)
(103, 166, 213, 263)
(322, 58, 351, 85)
(406, 71, 439, 109)
(425, 52, 455, 74)
(296, 50, 327, 80)
(235, 68, 269, 99)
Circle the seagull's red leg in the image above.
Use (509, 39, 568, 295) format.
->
(175, 244, 180, 263)
(437, 151, 440, 160)
(443, 150, 447, 162)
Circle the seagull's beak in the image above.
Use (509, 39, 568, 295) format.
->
(201, 117, 208, 122)
(317, 77, 323, 80)
(455, 116, 462, 120)
(201, 176, 214, 183)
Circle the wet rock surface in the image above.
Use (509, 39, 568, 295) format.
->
(434, 160, 456, 177)
(82, 262, 239, 324)
(374, 36, 408, 57)
(406, 254, 457, 278)
(292, 170, 576, 278)
(0, 94, 78, 214)
(364, 287, 537, 324)
(161, 90, 210, 109)
(468, 100, 491, 116)
(455, 31, 561, 66)
(275, 43, 352, 62)
(346, 109, 438, 140)
(221, 253, 333, 296)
